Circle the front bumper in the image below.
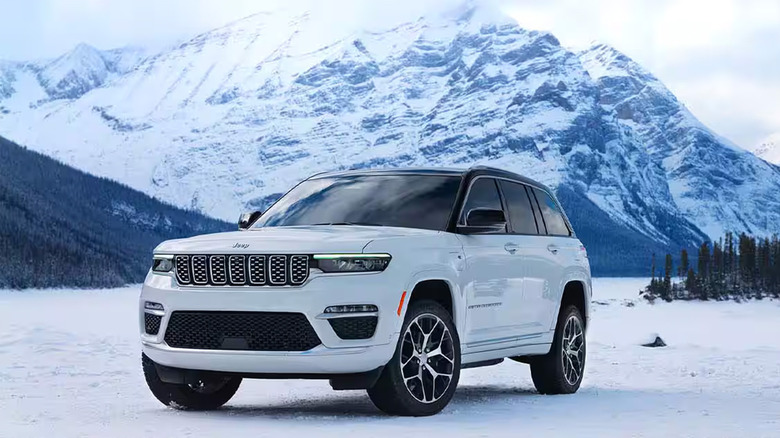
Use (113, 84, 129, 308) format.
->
(139, 271, 404, 374)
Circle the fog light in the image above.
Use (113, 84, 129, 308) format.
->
(324, 304, 378, 314)
(144, 301, 164, 311)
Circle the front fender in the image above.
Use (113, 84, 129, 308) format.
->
(396, 268, 465, 338)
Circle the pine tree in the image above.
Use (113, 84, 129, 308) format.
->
(679, 248, 689, 281)
(697, 242, 711, 300)
(663, 253, 673, 301)
(686, 268, 696, 298)
(712, 240, 724, 298)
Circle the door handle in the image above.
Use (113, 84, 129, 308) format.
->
(504, 243, 519, 254)
(547, 244, 559, 255)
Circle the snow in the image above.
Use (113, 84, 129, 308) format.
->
(2, 278, 779, 437)
(752, 132, 780, 165)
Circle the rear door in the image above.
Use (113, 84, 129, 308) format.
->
(527, 187, 577, 329)
(497, 180, 547, 337)
(457, 178, 521, 347)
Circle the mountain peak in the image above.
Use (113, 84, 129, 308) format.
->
(578, 42, 653, 81)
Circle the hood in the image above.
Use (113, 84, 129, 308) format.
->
(154, 225, 441, 254)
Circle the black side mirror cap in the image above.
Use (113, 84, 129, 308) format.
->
(238, 211, 263, 230)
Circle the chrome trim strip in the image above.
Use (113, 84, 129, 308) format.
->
(315, 312, 379, 320)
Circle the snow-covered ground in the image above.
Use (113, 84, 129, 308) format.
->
(2, 278, 779, 437)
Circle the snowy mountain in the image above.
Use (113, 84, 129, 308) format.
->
(0, 4, 778, 274)
(752, 133, 780, 165)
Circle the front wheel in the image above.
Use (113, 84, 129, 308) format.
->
(368, 300, 461, 416)
(530, 305, 586, 394)
(142, 353, 242, 410)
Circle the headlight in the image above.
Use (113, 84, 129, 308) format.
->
(152, 255, 174, 273)
(313, 254, 391, 273)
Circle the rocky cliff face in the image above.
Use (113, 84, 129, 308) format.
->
(1, 4, 777, 274)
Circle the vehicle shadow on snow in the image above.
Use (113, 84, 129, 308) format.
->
(195, 385, 542, 420)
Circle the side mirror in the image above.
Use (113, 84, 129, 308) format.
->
(457, 208, 507, 234)
(238, 211, 263, 231)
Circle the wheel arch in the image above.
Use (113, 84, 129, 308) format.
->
(555, 279, 590, 330)
(400, 272, 463, 334)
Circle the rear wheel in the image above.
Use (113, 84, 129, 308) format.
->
(368, 300, 461, 416)
(142, 353, 242, 410)
(530, 305, 586, 394)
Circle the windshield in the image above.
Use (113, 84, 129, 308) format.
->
(253, 174, 462, 231)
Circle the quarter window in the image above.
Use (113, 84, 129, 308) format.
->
(531, 188, 570, 236)
(499, 181, 538, 235)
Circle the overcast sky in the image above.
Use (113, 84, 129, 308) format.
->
(1, 0, 778, 148)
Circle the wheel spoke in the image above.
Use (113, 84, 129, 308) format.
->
(561, 315, 585, 386)
(401, 313, 455, 404)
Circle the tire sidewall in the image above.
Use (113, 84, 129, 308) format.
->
(384, 300, 461, 416)
(552, 305, 586, 393)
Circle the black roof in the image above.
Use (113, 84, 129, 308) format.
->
(312, 166, 552, 193)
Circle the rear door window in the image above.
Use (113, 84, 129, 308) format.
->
(531, 187, 570, 236)
(499, 180, 538, 235)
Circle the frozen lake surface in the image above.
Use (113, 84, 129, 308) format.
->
(2, 278, 779, 437)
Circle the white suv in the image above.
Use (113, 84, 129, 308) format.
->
(140, 166, 591, 416)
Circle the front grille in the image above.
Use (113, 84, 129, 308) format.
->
(164, 311, 321, 351)
(210, 256, 227, 284)
(329, 316, 378, 340)
(269, 255, 286, 284)
(144, 313, 162, 335)
(248, 255, 265, 284)
(175, 255, 190, 284)
(290, 255, 309, 285)
(174, 254, 309, 286)
(192, 255, 209, 284)
(228, 255, 247, 284)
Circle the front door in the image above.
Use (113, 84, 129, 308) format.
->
(458, 178, 523, 349)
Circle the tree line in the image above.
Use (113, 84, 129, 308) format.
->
(0, 135, 230, 289)
(644, 233, 780, 301)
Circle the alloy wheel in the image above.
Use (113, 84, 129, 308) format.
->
(400, 313, 456, 403)
(561, 314, 585, 386)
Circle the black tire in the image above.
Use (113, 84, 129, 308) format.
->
(142, 353, 242, 410)
(368, 300, 461, 416)
(530, 304, 586, 394)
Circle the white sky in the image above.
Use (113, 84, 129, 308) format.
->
(1, 0, 778, 148)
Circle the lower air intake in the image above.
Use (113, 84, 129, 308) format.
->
(329, 316, 378, 340)
(164, 311, 321, 351)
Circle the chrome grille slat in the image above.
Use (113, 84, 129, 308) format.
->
(174, 255, 191, 284)
(248, 255, 266, 285)
(228, 255, 246, 285)
(269, 255, 287, 285)
(191, 256, 209, 284)
(209, 255, 227, 285)
(290, 255, 309, 285)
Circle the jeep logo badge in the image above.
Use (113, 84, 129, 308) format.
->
(233, 243, 249, 249)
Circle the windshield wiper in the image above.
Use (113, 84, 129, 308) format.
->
(310, 222, 384, 227)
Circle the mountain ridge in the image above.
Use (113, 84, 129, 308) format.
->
(0, 5, 778, 275)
